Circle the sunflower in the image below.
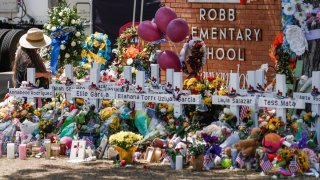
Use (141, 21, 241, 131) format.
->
(109, 116, 120, 131)
(204, 97, 212, 107)
(303, 112, 312, 122)
(297, 152, 309, 171)
(268, 118, 280, 131)
(281, 148, 294, 161)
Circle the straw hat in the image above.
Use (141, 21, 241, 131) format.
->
(19, 28, 51, 49)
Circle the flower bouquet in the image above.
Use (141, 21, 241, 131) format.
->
(109, 131, 143, 163)
(188, 141, 205, 171)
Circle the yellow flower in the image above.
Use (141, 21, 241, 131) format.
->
(297, 152, 309, 171)
(34, 110, 41, 117)
(204, 97, 212, 107)
(81, 50, 87, 57)
(109, 117, 120, 130)
(167, 106, 174, 112)
(185, 78, 197, 88)
(218, 89, 230, 96)
(195, 83, 205, 92)
(303, 112, 312, 122)
(268, 117, 280, 130)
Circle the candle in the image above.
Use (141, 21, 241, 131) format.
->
(7, 81, 9, 89)
(231, 148, 238, 167)
(44, 139, 51, 159)
(51, 143, 59, 157)
(60, 143, 66, 156)
(7, 143, 15, 159)
(0, 142, 2, 158)
(19, 144, 27, 160)
(245, 162, 251, 170)
(175, 155, 183, 170)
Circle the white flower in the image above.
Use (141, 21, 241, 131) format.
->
(160, 108, 167, 113)
(169, 119, 175, 123)
(51, 26, 57, 31)
(61, 21, 65, 26)
(65, 53, 70, 58)
(131, 67, 136, 73)
(71, 41, 76, 47)
(60, 45, 66, 50)
(294, 11, 306, 21)
(290, 0, 302, 4)
(59, 12, 63, 16)
(52, 17, 56, 20)
(312, 112, 317, 117)
(46, 24, 51, 30)
(283, 3, 296, 15)
(75, 32, 81, 37)
(223, 108, 231, 114)
(302, 3, 313, 14)
(71, 19, 76, 24)
(285, 25, 308, 56)
(77, 19, 81, 24)
(78, 41, 81, 44)
(126, 58, 133, 65)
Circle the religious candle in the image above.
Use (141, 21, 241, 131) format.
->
(59, 143, 66, 156)
(51, 143, 59, 157)
(44, 139, 51, 159)
(175, 155, 183, 170)
(19, 144, 27, 160)
(7, 143, 15, 159)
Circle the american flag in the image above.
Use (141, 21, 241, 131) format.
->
(260, 153, 273, 172)
(203, 154, 214, 169)
(240, 106, 250, 121)
(289, 156, 300, 173)
(236, 152, 244, 168)
(84, 136, 94, 147)
(161, 151, 172, 162)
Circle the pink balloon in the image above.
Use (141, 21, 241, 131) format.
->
(60, 137, 73, 149)
(154, 7, 177, 33)
(137, 21, 161, 42)
(166, 19, 189, 42)
(157, 50, 181, 72)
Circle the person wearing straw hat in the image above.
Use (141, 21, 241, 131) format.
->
(12, 28, 52, 88)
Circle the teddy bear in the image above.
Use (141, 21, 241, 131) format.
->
(20, 120, 39, 144)
(233, 139, 260, 160)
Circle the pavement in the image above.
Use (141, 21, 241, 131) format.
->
(0, 71, 13, 98)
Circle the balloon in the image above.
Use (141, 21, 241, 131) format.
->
(157, 50, 181, 72)
(221, 158, 232, 168)
(154, 7, 177, 33)
(134, 110, 150, 136)
(137, 21, 161, 42)
(166, 18, 189, 42)
(60, 137, 72, 149)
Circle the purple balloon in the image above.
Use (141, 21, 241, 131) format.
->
(157, 50, 181, 72)
(154, 7, 177, 33)
(166, 18, 189, 43)
(137, 20, 161, 42)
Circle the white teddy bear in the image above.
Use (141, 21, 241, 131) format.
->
(20, 120, 39, 144)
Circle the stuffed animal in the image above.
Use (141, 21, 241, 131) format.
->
(233, 139, 260, 160)
(262, 133, 284, 154)
(20, 120, 39, 144)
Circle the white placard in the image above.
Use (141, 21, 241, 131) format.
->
(71, 90, 116, 99)
(9, 88, 53, 98)
(258, 98, 305, 109)
(116, 92, 201, 104)
(294, 93, 320, 104)
(212, 95, 255, 106)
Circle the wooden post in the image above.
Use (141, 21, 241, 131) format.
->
(135, 71, 145, 110)
(123, 66, 132, 84)
(27, 68, 36, 104)
(151, 64, 159, 84)
(247, 71, 258, 127)
(229, 73, 240, 121)
(276, 74, 287, 123)
(311, 71, 320, 144)
(89, 62, 100, 108)
(173, 72, 183, 117)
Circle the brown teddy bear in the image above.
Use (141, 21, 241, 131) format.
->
(233, 139, 260, 160)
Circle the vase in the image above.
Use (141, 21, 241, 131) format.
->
(115, 146, 137, 164)
(170, 159, 176, 169)
(191, 155, 204, 171)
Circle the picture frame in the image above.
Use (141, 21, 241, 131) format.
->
(144, 147, 155, 162)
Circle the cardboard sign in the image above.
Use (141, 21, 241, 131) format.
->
(9, 88, 53, 98)
(258, 98, 305, 109)
(71, 89, 116, 99)
(293, 93, 320, 104)
(212, 95, 256, 106)
(116, 92, 201, 104)
(70, 140, 86, 160)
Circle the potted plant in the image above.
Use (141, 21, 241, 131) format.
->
(109, 131, 143, 164)
(188, 142, 205, 171)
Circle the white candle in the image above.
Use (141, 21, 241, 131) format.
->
(7, 143, 15, 159)
(44, 139, 51, 159)
(175, 155, 183, 170)
(7, 81, 9, 89)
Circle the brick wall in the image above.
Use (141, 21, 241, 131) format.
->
(160, 0, 282, 81)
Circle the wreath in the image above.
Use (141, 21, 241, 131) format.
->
(81, 32, 112, 69)
(112, 26, 157, 79)
(179, 36, 206, 78)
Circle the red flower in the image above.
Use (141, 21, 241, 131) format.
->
(207, 76, 216, 82)
(240, 0, 247, 4)
(273, 32, 283, 47)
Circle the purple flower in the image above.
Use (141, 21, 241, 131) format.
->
(202, 133, 218, 143)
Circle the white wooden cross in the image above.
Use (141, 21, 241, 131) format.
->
(212, 73, 256, 125)
(293, 71, 320, 143)
(258, 74, 305, 123)
(9, 68, 53, 107)
(50, 64, 75, 100)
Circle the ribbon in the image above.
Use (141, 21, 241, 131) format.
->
(50, 27, 72, 75)
(305, 29, 320, 41)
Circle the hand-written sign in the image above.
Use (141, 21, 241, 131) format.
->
(116, 92, 201, 104)
(71, 90, 116, 99)
(212, 95, 256, 106)
(258, 98, 305, 109)
(293, 93, 320, 104)
(9, 88, 54, 98)
(50, 84, 86, 93)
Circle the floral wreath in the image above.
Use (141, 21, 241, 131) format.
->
(81, 32, 112, 69)
(180, 36, 206, 77)
(112, 26, 157, 78)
